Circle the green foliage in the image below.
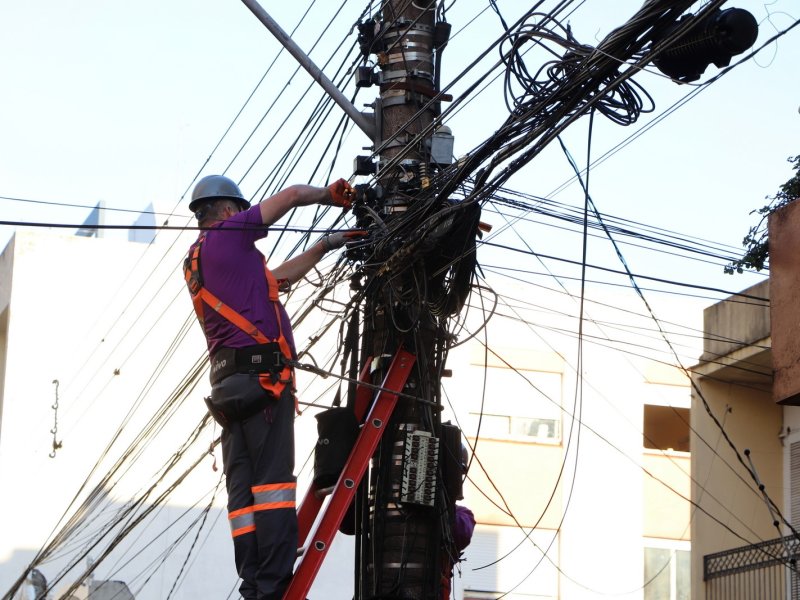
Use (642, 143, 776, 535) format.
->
(725, 154, 800, 274)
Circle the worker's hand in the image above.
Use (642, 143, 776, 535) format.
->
(322, 230, 368, 252)
(326, 178, 355, 210)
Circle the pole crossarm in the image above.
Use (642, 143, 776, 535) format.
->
(240, 0, 375, 140)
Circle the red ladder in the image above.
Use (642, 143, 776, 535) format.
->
(284, 348, 416, 600)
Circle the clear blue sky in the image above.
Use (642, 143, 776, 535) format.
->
(0, 0, 797, 295)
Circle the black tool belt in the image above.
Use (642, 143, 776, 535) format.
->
(209, 342, 287, 385)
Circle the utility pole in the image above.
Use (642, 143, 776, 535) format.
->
(354, 2, 446, 597)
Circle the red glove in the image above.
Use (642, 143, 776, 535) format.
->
(327, 178, 355, 210)
(322, 230, 368, 252)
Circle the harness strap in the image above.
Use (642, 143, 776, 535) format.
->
(261, 301, 297, 412)
(196, 286, 270, 344)
(184, 231, 277, 343)
(184, 230, 299, 413)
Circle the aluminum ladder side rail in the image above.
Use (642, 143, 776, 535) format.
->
(284, 348, 416, 600)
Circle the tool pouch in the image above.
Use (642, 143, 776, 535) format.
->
(313, 407, 359, 488)
(204, 396, 229, 429)
(209, 373, 277, 423)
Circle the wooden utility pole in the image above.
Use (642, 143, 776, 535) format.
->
(353, 2, 458, 598)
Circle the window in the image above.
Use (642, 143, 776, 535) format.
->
(642, 381, 690, 453)
(462, 525, 559, 600)
(643, 405, 689, 452)
(644, 545, 690, 600)
(466, 367, 562, 442)
(791, 441, 800, 527)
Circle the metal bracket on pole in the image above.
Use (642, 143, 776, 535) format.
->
(240, 0, 375, 140)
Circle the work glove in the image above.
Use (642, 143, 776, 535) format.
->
(322, 230, 368, 252)
(326, 178, 356, 210)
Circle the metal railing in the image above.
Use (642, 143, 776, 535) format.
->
(704, 535, 800, 599)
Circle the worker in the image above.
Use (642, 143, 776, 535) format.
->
(442, 444, 475, 599)
(183, 174, 360, 600)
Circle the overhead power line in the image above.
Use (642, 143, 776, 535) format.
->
(0, 195, 173, 217)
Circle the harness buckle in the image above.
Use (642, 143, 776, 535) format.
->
(188, 275, 202, 296)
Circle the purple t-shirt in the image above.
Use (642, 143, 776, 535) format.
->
(192, 205, 297, 357)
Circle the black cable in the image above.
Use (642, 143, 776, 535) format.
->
(0, 195, 172, 217)
(481, 239, 769, 301)
(480, 263, 766, 306)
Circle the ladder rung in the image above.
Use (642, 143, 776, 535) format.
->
(314, 485, 335, 500)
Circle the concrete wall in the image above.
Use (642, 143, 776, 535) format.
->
(770, 199, 800, 404)
(464, 438, 564, 529)
(691, 277, 784, 599)
(700, 279, 770, 364)
(690, 375, 783, 600)
(643, 453, 690, 540)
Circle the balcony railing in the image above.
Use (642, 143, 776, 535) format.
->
(704, 535, 800, 599)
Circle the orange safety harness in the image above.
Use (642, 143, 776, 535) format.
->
(184, 231, 296, 405)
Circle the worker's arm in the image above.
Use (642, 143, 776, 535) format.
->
(270, 241, 326, 285)
(271, 230, 366, 284)
(259, 179, 353, 226)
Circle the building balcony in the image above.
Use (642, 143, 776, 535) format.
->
(703, 535, 800, 599)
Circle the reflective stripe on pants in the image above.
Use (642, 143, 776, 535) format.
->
(229, 506, 256, 538)
(252, 482, 296, 512)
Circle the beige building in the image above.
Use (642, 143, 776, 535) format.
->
(691, 278, 800, 599)
(444, 281, 696, 599)
(690, 198, 800, 600)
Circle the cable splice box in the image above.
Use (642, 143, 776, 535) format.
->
(400, 430, 439, 507)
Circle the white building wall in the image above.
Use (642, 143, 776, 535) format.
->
(557, 344, 647, 600)
(0, 230, 354, 599)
